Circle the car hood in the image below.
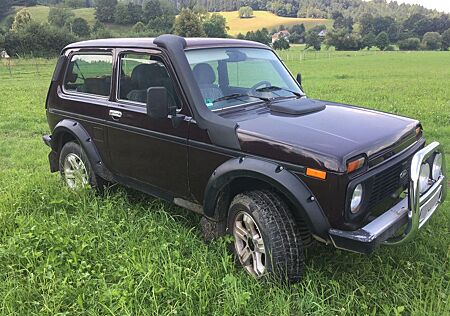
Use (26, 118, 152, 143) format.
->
(235, 99, 419, 172)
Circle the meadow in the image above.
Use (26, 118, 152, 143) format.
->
(0, 50, 449, 315)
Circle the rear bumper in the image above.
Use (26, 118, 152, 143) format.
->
(329, 142, 447, 254)
(43, 134, 52, 147)
(43, 134, 59, 173)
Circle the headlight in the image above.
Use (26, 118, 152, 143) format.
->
(432, 153, 442, 180)
(350, 184, 363, 213)
(419, 163, 431, 193)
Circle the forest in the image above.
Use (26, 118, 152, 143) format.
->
(1, 0, 449, 56)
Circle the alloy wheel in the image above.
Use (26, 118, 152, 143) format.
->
(233, 211, 267, 277)
(63, 153, 89, 189)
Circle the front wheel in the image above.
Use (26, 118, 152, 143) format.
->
(227, 190, 306, 282)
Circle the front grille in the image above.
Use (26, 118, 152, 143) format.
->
(366, 159, 410, 211)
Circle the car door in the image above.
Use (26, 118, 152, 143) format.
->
(106, 49, 190, 198)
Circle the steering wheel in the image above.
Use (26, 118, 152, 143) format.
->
(249, 81, 272, 95)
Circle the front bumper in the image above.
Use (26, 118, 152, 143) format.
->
(329, 142, 447, 254)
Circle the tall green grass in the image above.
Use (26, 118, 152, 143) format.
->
(0, 50, 449, 315)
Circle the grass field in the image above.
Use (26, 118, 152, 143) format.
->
(218, 11, 332, 36)
(0, 50, 449, 315)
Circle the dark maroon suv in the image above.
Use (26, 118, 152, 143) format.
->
(43, 35, 447, 282)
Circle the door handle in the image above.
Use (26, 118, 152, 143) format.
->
(109, 110, 122, 120)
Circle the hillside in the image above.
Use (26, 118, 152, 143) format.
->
(219, 11, 332, 36)
(1, 6, 331, 37)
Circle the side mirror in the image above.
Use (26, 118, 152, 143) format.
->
(147, 87, 169, 119)
(296, 73, 302, 86)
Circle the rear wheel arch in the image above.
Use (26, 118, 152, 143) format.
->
(203, 157, 331, 241)
(51, 119, 114, 182)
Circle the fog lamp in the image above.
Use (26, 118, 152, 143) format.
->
(350, 184, 363, 213)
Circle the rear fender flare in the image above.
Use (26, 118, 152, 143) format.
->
(203, 157, 331, 240)
(51, 119, 114, 181)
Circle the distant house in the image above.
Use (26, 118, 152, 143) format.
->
(318, 30, 327, 38)
(1, 50, 10, 59)
(272, 30, 291, 43)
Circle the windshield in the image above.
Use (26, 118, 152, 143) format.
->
(186, 48, 303, 111)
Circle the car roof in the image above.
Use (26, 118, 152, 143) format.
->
(64, 37, 270, 51)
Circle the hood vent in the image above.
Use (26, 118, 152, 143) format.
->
(270, 98, 327, 115)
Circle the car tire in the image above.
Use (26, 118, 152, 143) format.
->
(59, 141, 104, 191)
(227, 190, 306, 283)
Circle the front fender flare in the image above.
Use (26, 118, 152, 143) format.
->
(51, 119, 114, 181)
(203, 157, 331, 240)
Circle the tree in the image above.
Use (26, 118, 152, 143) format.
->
(70, 17, 90, 37)
(146, 0, 176, 34)
(64, 0, 85, 8)
(132, 21, 146, 33)
(48, 7, 74, 28)
(114, 2, 141, 25)
(142, 0, 162, 23)
(173, 9, 205, 37)
(11, 8, 32, 31)
(238, 6, 253, 18)
(375, 32, 389, 50)
(326, 29, 361, 51)
(0, 0, 12, 19)
(361, 32, 376, 50)
(243, 28, 271, 45)
(203, 13, 228, 38)
(421, 32, 442, 50)
(289, 23, 305, 43)
(95, 0, 117, 23)
(441, 28, 450, 50)
(273, 37, 290, 50)
(398, 37, 420, 50)
(305, 29, 321, 50)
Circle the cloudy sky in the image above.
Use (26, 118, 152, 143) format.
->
(392, 0, 450, 13)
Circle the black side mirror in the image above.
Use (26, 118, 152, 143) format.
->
(296, 73, 302, 86)
(147, 87, 169, 119)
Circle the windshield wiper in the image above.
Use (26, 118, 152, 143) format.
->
(255, 86, 303, 98)
(213, 93, 270, 104)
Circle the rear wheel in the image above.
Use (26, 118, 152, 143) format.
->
(59, 141, 103, 191)
(227, 190, 306, 282)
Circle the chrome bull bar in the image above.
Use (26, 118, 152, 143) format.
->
(329, 141, 446, 254)
(384, 141, 447, 245)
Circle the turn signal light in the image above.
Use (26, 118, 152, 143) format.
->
(347, 157, 365, 173)
(306, 168, 327, 180)
(415, 126, 422, 137)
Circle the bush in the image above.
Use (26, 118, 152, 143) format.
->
(238, 6, 253, 19)
(4, 21, 76, 57)
(384, 45, 395, 51)
(421, 32, 442, 50)
(398, 37, 420, 50)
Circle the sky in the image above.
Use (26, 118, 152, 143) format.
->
(391, 0, 450, 13)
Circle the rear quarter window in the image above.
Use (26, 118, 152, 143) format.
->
(63, 54, 113, 97)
